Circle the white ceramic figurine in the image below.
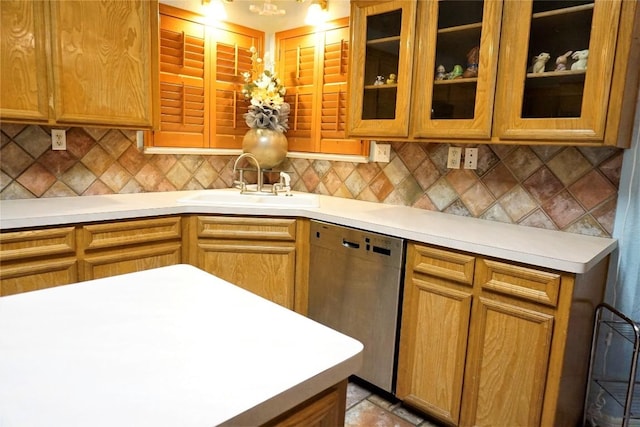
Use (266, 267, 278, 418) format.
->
(571, 49, 589, 70)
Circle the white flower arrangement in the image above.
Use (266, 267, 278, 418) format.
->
(241, 47, 290, 132)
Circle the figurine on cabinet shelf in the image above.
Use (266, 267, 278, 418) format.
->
(386, 74, 397, 85)
(554, 51, 573, 71)
(531, 52, 551, 73)
(571, 49, 589, 70)
(462, 46, 480, 78)
(435, 65, 446, 81)
(374, 75, 385, 85)
(446, 65, 464, 80)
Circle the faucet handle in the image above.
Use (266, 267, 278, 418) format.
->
(279, 172, 291, 187)
(274, 171, 292, 196)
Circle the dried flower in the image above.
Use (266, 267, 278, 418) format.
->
(242, 47, 289, 132)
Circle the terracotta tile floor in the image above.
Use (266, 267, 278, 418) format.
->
(345, 381, 443, 427)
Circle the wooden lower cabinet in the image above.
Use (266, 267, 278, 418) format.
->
(78, 217, 183, 281)
(0, 226, 78, 296)
(263, 380, 348, 427)
(397, 242, 608, 427)
(186, 215, 306, 311)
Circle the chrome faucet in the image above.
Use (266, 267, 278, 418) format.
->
(232, 153, 262, 193)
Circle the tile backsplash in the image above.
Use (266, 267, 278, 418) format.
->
(0, 124, 622, 237)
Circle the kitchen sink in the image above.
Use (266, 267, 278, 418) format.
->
(177, 190, 320, 208)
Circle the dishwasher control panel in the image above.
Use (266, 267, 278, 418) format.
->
(310, 220, 404, 266)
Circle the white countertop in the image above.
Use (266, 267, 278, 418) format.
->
(0, 189, 617, 273)
(0, 264, 363, 427)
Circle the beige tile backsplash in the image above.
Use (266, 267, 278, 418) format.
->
(0, 124, 622, 237)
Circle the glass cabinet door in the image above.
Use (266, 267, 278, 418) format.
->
(494, 0, 623, 142)
(412, 0, 502, 139)
(347, 0, 417, 137)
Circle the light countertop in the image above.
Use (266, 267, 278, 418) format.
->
(0, 264, 363, 427)
(0, 189, 617, 273)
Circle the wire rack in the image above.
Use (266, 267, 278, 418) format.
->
(584, 303, 640, 427)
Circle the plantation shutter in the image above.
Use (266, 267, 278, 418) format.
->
(278, 33, 317, 152)
(320, 24, 367, 155)
(153, 14, 207, 148)
(276, 19, 366, 156)
(213, 25, 263, 149)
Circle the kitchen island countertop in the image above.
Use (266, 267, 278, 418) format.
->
(0, 189, 617, 273)
(0, 264, 363, 426)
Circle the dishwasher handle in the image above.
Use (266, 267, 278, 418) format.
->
(342, 239, 360, 249)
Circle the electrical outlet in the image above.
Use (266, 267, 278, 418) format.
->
(464, 147, 478, 169)
(447, 147, 462, 169)
(370, 141, 391, 163)
(51, 129, 66, 151)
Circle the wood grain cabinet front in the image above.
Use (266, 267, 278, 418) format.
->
(78, 217, 183, 281)
(0, 0, 159, 129)
(186, 215, 307, 311)
(397, 242, 609, 426)
(0, 226, 78, 296)
(347, 0, 639, 147)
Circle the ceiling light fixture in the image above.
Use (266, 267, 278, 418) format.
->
(249, 0, 286, 16)
(304, 0, 328, 25)
(202, 0, 228, 20)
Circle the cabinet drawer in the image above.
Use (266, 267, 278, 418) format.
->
(81, 217, 182, 250)
(410, 244, 475, 286)
(476, 258, 561, 307)
(0, 227, 76, 262)
(197, 216, 296, 241)
(0, 257, 78, 296)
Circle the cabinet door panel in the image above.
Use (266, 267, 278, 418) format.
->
(462, 297, 554, 426)
(494, 0, 622, 141)
(0, 0, 50, 122)
(49, 0, 155, 127)
(198, 241, 295, 309)
(397, 277, 472, 425)
(411, 0, 502, 139)
(347, 0, 416, 137)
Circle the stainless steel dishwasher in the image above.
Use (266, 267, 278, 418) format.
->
(307, 220, 405, 394)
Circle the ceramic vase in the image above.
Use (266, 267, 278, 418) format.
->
(242, 128, 288, 169)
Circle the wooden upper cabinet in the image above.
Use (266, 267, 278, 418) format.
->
(347, 1, 417, 137)
(493, 0, 625, 142)
(0, 0, 158, 129)
(146, 5, 264, 150)
(276, 18, 368, 156)
(347, 0, 639, 147)
(0, 0, 50, 122)
(49, 1, 157, 127)
(410, 0, 503, 139)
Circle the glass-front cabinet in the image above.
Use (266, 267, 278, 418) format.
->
(347, 1, 417, 137)
(346, 0, 638, 147)
(494, 0, 624, 142)
(411, 0, 502, 139)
